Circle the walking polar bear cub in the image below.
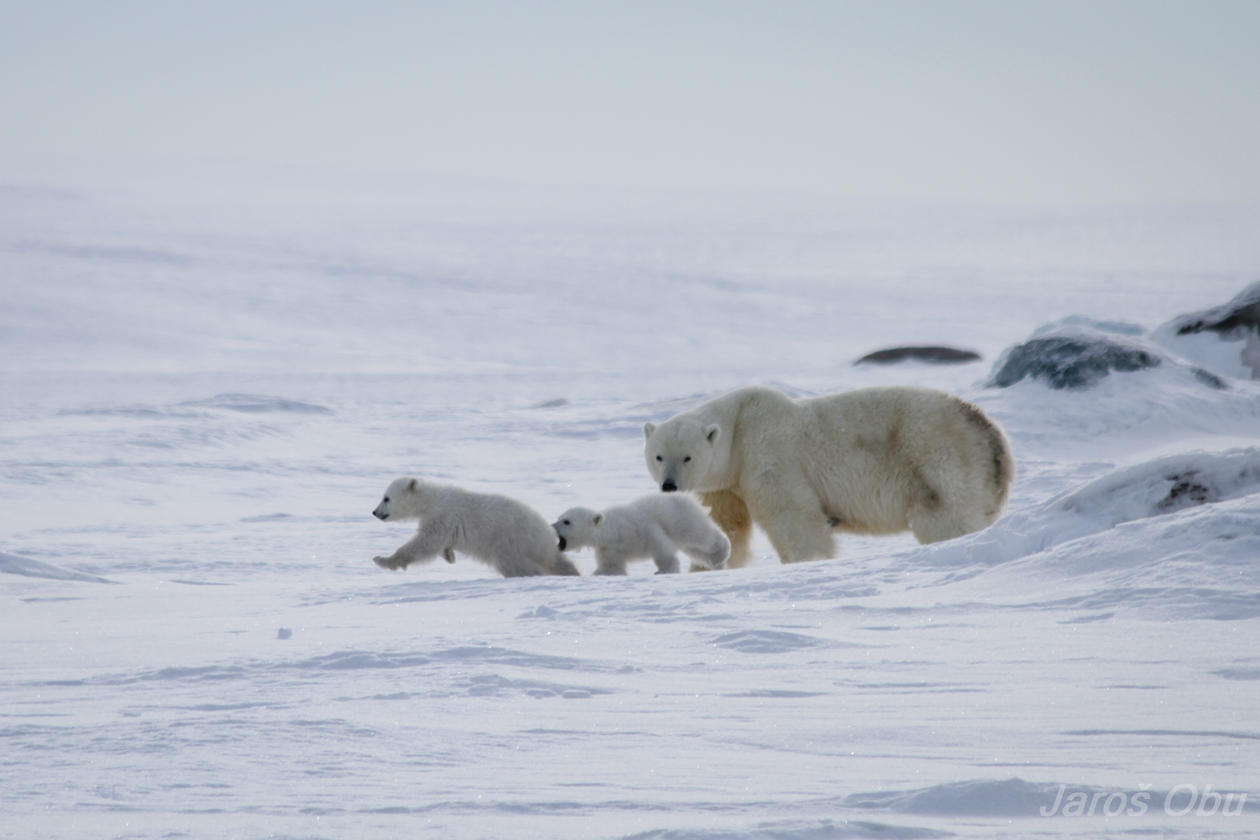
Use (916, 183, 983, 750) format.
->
(644, 385, 1013, 567)
(372, 477, 579, 577)
(552, 494, 731, 575)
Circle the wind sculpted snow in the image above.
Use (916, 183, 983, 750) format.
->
(2, 172, 1260, 838)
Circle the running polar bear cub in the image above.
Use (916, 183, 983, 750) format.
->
(644, 385, 1014, 567)
(552, 494, 731, 575)
(372, 477, 579, 577)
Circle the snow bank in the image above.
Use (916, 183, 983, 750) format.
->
(912, 448, 1260, 619)
(0, 552, 114, 583)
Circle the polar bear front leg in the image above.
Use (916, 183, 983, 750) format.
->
(374, 523, 449, 570)
(644, 527, 681, 574)
(699, 490, 753, 569)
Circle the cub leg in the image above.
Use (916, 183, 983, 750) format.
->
(682, 530, 731, 571)
(646, 527, 681, 574)
(374, 522, 450, 570)
(593, 548, 629, 576)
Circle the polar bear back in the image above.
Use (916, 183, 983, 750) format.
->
(419, 483, 562, 574)
(604, 493, 716, 547)
(434, 486, 555, 552)
(806, 387, 1009, 525)
(591, 493, 729, 572)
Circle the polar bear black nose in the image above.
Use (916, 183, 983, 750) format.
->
(661, 480, 677, 492)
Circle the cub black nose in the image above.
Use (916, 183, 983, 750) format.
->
(661, 481, 677, 492)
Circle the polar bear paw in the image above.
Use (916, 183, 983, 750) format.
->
(374, 555, 406, 570)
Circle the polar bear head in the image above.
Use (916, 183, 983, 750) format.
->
(372, 477, 427, 521)
(643, 419, 723, 493)
(551, 506, 601, 552)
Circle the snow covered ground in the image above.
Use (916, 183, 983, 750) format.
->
(3, 168, 1260, 839)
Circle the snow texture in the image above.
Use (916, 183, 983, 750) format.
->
(3, 169, 1260, 839)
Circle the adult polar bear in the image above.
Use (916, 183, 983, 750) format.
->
(643, 385, 1013, 566)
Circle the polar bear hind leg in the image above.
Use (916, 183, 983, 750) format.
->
(906, 480, 992, 545)
(699, 490, 753, 569)
(681, 530, 731, 571)
(548, 552, 581, 576)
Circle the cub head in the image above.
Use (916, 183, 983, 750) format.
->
(551, 506, 602, 552)
(643, 419, 722, 493)
(372, 477, 425, 521)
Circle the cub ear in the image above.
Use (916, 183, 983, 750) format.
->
(407, 478, 419, 491)
(592, 513, 603, 526)
(643, 422, 656, 439)
(704, 423, 721, 444)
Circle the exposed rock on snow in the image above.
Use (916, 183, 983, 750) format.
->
(987, 328, 1163, 390)
(1154, 280, 1260, 379)
(1056, 448, 1260, 523)
(1169, 280, 1260, 338)
(854, 345, 981, 365)
(987, 324, 1230, 391)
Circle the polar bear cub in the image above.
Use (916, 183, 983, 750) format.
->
(372, 477, 579, 577)
(552, 494, 731, 575)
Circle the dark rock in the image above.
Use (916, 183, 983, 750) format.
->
(1191, 367, 1229, 390)
(1171, 281, 1260, 338)
(1155, 473, 1216, 513)
(855, 345, 981, 366)
(1157, 281, 1260, 380)
(987, 331, 1162, 390)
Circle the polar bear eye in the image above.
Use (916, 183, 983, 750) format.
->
(383, 496, 390, 503)
(562, 519, 571, 526)
(655, 455, 663, 462)
(683, 456, 691, 463)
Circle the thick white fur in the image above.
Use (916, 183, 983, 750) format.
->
(643, 386, 1014, 566)
(552, 494, 731, 575)
(372, 477, 579, 577)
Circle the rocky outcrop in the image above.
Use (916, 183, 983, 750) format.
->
(854, 345, 981, 365)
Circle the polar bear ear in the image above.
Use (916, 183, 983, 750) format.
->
(704, 423, 721, 444)
(407, 478, 419, 492)
(592, 513, 603, 526)
(643, 422, 656, 439)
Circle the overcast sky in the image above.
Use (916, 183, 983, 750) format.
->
(3, 0, 1259, 205)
